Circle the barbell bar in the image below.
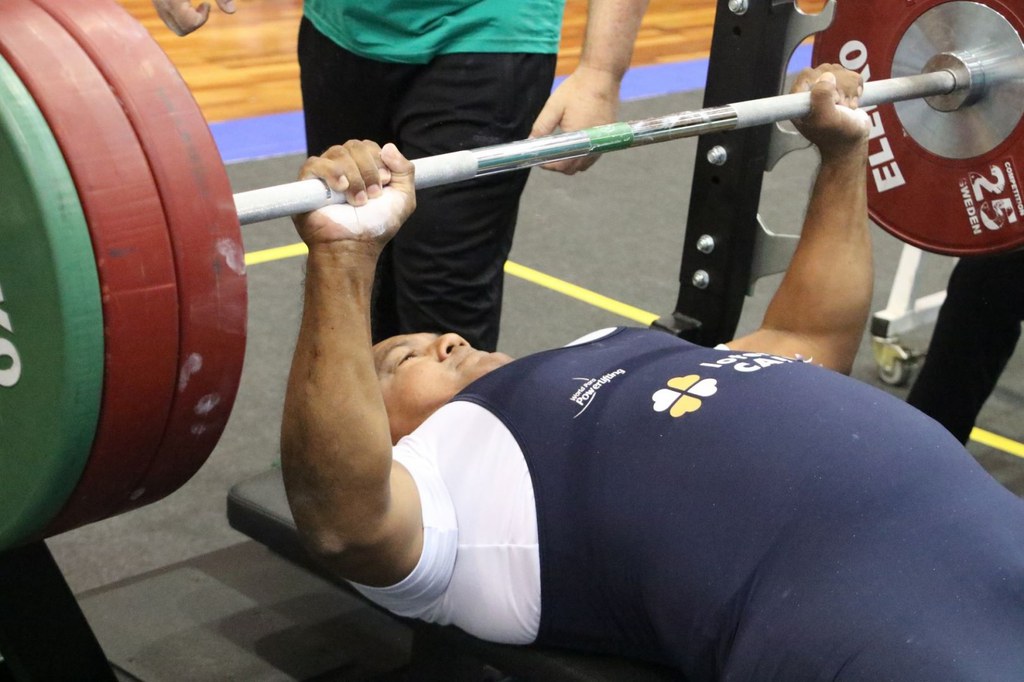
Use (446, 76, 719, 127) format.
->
(235, 67, 970, 226)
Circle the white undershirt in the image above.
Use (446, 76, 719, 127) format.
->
(352, 329, 727, 643)
(350, 401, 541, 643)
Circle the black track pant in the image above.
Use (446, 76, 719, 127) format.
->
(298, 17, 557, 350)
(907, 249, 1024, 443)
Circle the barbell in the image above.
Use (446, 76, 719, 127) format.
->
(1, 0, 1022, 552)
(234, 68, 968, 222)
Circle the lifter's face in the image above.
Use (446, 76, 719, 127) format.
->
(374, 333, 513, 443)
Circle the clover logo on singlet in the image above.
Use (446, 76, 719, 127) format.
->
(651, 375, 718, 418)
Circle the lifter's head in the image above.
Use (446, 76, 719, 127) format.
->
(373, 333, 514, 443)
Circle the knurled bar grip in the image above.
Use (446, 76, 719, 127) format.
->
(232, 70, 961, 226)
(731, 71, 958, 127)
(234, 150, 481, 226)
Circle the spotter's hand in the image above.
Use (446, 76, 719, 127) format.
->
(292, 140, 416, 249)
(530, 66, 621, 175)
(151, 0, 236, 36)
(791, 64, 871, 159)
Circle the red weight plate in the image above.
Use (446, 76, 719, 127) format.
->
(0, 1, 180, 536)
(813, 0, 1024, 256)
(32, 0, 248, 511)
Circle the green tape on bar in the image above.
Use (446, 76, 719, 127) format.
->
(585, 122, 634, 152)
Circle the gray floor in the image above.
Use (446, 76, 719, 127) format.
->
(32, 89, 1024, 679)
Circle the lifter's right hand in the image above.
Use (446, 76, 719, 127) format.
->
(293, 140, 417, 250)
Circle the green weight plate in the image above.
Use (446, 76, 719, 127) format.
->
(0, 54, 104, 551)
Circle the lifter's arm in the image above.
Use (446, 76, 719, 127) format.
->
(728, 66, 871, 374)
(280, 141, 423, 587)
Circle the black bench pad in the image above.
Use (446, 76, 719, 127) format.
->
(226, 468, 680, 682)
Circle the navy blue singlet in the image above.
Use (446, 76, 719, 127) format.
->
(455, 328, 1024, 681)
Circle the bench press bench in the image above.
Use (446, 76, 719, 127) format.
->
(227, 467, 680, 681)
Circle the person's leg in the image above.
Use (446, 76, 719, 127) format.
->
(297, 16, 408, 154)
(297, 17, 420, 339)
(907, 250, 1024, 443)
(372, 53, 557, 351)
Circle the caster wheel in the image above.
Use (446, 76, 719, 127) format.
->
(871, 337, 921, 388)
(878, 357, 910, 386)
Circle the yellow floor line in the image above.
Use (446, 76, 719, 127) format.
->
(245, 242, 308, 266)
(244, 242, 660, 324)
(502, 261, 660, 326)
(970, 427, 1024, 460)
(245, 241, 1024, 459)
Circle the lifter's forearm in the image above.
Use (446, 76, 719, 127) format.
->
(760, 144, 871, 372)
(280, 242, 394, 553)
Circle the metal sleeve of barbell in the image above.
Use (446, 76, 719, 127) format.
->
(859, 70, 959, 108)
(731, 71, 959, 128)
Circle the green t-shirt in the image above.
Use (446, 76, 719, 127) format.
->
(304, 0, 566, 64)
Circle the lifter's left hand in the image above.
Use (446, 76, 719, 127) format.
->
(292, 140, 417, 251)
(790, 64, 870, 161)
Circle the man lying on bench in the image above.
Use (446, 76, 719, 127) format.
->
(279, 64, 1024, 681)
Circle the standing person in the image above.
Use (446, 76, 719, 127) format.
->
(906, 251, 1024, 443)
(151, 0, 649, 351)
(278, 66, 1024, 680)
